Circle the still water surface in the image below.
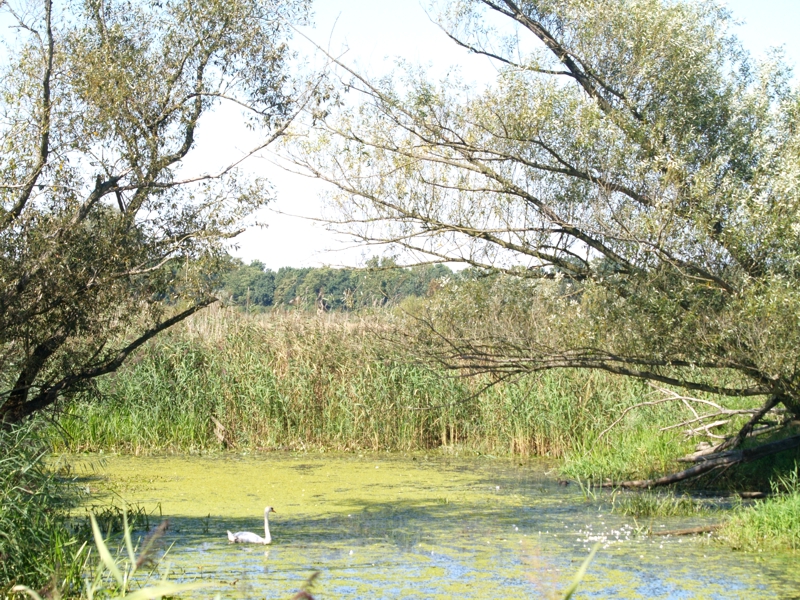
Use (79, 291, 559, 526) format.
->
(71, 453, 799, 599)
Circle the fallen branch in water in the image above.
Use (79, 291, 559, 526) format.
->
(679, 421, 791, 462)
(604, 434, 800, 488)
(651, 525, 720, 537)
(739, 491, 768, 499)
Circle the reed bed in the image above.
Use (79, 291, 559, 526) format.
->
(51, 307, 692, 471)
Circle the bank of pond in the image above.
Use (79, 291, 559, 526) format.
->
(8, 451, 799, 599)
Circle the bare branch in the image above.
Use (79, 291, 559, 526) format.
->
(0, 0, 54, 228)
(440, 28, 574, 77)
(715, 395, 783, 452)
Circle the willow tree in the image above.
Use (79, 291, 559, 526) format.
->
(293, 0, 800, 480)
(0, 0, 313, 424)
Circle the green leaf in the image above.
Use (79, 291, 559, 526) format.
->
(562, 543, 599, 600)
(90, 513, 124, 588)
(123, 504, 137, 576)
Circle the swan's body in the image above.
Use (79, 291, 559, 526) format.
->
(227, 506, 275, 544)
(227, 530, 267, 544)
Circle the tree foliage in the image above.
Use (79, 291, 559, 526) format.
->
(222, 257, 453, 310)
(292, 0, 800, 430)
(0, 0, 310, 424)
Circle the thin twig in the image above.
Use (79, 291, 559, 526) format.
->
(596, 396, 679, 442)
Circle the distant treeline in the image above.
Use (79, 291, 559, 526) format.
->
(221, 257, 455, 310)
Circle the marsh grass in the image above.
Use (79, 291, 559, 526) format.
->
(20, 513, 203, 600)
(721, 464, 800, 552)
(611, 491, 713, 518)
(0, 424, 85, 595)
(49, 308, 750, 481)
(0, 427, 175, 597)
(76, 503, 155, 538)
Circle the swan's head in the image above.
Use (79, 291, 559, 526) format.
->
(264, 506, 276, 515)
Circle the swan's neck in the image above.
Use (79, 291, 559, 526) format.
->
(263, 514, 272, 544)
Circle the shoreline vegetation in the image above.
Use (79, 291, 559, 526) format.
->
(50, 307, 798, 485)
(51, 307, 693, 474)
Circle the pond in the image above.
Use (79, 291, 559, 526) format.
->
(69, 453, 799, 599)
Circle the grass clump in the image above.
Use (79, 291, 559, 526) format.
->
(612, 491, 711, 518)
(561, 428, 694, 484)
(13, 512, 203, 600)
(0, 424, 84, 595)
(79, 502, 157, 538)
(721, 465, 800, 552)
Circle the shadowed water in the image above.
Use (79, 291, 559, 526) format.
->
(69, 453, 800, 599)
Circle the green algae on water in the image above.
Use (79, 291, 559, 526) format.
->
(67, 453, 800, 599)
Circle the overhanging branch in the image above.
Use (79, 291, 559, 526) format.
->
(0, 299, 216, 424)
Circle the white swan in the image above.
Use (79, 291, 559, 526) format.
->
(227, 506, 275, 544)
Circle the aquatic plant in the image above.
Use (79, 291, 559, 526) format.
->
(611, 491, 712, 518)
(79, 503, 154, 538)
(0, 426, 184, 597)
(80, 513, 203, 599)
(13, 511, 202, 600)
(561, 544, 599, 600)
(290, 571, 320, 600)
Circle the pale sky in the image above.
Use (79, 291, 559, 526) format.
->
(204, 0, 800, 270)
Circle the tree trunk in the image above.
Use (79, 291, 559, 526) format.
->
(780, 396, 800, 419)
